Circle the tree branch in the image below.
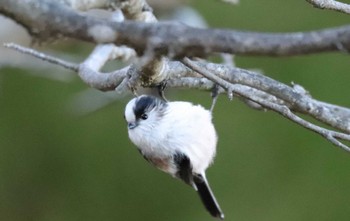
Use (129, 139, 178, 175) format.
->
(182, 58, 350, 152)
(306, 0, 350, 15)
(2, 0, 350, 154)
(3, 43, 79, 71)
(1, 0, 350, 58)
(59, 0, 120, 11)
(192, 62, 350, 133)
(5, 42, 350, 134)
(78, 44, 129, 91)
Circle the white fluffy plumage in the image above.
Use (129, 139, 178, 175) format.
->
(124, 95, 217, 174)
(124, 95, 224, 219)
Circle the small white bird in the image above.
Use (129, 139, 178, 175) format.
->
(124, 95, 224, 219)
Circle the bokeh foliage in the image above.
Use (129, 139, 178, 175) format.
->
(1, 0, 350, 220)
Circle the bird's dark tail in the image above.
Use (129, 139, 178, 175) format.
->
(193, 173, 224, 219)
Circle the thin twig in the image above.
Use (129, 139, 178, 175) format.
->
(3, 43, 79, 72)
(182, 57, 350, 152)
(4, 42, 128, 90)
(194, 61, 350, 133)
(220, 0, 240, 5)
(210, 84, 220, 113)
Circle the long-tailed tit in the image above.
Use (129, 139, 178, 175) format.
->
(124, 95, 224, 219)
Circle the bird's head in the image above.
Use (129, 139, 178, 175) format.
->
(124, 95, 167, 131)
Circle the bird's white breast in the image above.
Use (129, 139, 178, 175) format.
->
(128, 101, 217, 174)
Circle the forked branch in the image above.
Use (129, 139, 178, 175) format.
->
(2, 0, 350, 154)
(182, 58, 350, 152)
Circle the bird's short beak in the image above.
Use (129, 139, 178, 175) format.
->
(128, 122, 137, 129)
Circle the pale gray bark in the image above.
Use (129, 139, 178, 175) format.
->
(1, 0, 350, 58)
(1, 0, 350, 151)
(306, 0, 350, 15)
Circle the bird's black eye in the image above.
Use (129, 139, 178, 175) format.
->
(140, 113, 148, 120)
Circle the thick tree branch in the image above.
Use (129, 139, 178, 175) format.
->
(2, 0, 350, 154)
(306, 0, 350, 15)
(1, 0, 350, 58)
(59, 0, 120, 11)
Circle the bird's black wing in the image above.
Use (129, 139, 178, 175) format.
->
(173, 152, 194, 186)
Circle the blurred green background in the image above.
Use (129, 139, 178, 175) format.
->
(1, 0, 350, 220)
